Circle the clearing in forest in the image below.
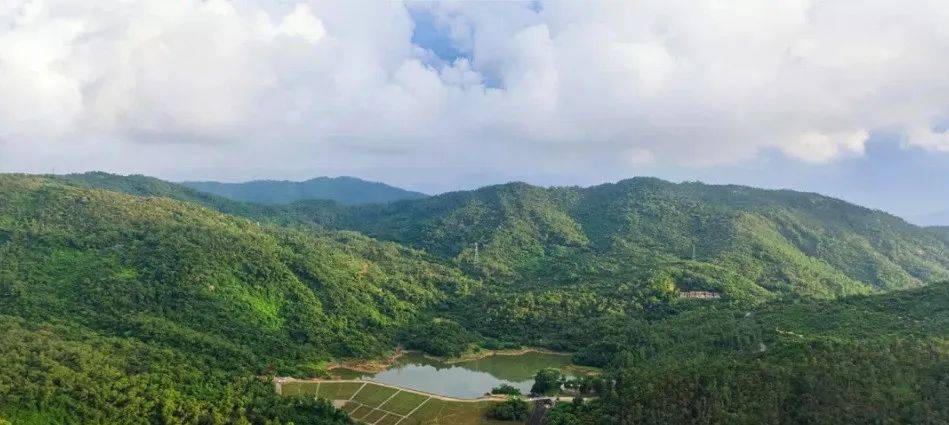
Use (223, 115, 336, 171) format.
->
(278, 380, 515, 425)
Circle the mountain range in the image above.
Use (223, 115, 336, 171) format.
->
(180, 176, 428, 205)
(1, 172, 946, 423)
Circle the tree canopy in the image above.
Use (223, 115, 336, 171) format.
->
(2, 173, 946, 423)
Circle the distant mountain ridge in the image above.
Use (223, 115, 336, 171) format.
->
(57, 172, 949, 300)
(309, 178, 949, 298)
(181, 176, 427, 205)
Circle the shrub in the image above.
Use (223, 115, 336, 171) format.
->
(486, 397, 530, 421)
(490, 384, 521, 395)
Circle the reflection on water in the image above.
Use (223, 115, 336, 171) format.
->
(334, 351, 574, 399)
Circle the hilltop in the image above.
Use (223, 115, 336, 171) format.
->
(63, 173, 949, 302)
(311, 178, 949, 299)
(181, 176, 427, 205)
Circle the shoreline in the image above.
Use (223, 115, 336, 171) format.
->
(325, 346, 574, 375)
(323, 347, 407, 374)
(275, 377, 599, 403)
(418, 346, 572, 364)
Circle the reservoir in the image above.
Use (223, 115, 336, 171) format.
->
(334, 351, 579, 399)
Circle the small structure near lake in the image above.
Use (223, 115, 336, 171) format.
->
(679, 290, 721, 299)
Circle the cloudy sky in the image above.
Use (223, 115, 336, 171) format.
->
(1, 0, 948, 222)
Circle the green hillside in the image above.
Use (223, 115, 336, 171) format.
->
(58, 171, 279, 218)
(931, 226, 949, 245)
(0, 175, 472, 423)
(181, 176, 427, 205)
(52, 172, 949, 350)
(316, 178, 949, 299)
(548, 282, 949, 424)
(64, 173, 949, 302)
(7, 172, 946, 423)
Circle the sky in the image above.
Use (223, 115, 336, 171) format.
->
(1, 1, 948, 223)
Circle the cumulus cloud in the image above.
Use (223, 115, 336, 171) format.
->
(0, 0, 947, 189)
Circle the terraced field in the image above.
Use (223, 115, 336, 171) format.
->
(279, 380, 515, 425)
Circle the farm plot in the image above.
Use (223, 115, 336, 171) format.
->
(277, 380, 515, 425)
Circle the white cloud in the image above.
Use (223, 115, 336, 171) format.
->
(907, 127, 949, 152)
(277, 4, 326, 43)
(0, 0, 947, 189)
(782, 130, 869, 163)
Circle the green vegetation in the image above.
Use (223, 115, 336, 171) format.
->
(378, 391, 429, 416)
(57, 171, 275, 218)
(489, 384, 521, 396)
(313, 179, 949, 295)
(2, 172, 947, 423)
(351, 384, 398, 408)
(182, 176, 427, 205)
(545, 398, 592, 425)
(399, 317, 479, 357)
(403, 399, 512, 425)
(529, 368, 563, 395)
(550, 283, 949, 424)
(281, 381, 516, 424)
(0, 315, 350, 424)
(0, 175, 471, 423)
(485, 397, 530, 421)
(562, 375, 607, 396)
(282, 382, 363, 400)
(291, 178, 949, 361)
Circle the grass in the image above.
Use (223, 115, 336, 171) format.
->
(341, 401, 361, 415)
(350, 406, 373, 419)
(351, 384, 399, 407)
(279, 381, 518, 424)
(360, 409, 387, 423)
(400, 399, 509, 425)
(376, 414, 402, 425)
(282, 381, 364, 399)
(378, 391, 430, 416)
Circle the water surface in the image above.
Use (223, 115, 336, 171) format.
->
(335, 351, 574, 398)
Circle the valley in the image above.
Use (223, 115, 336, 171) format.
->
(0, 173, 946, 424)
(330, 351, 583, 398)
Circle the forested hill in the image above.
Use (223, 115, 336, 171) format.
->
(56, 173, 949, 301)
(181, 176, 427, 205)
(0, 174, 472, 423)
(318, 178, 949, 298)
(2, 173, 946, 423)
(59, 171, 273, 217)
(549, 282, 949, 424)
(931, 226, 949, 245)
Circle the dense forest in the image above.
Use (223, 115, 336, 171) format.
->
(546, 283, 949, 424)
(320, 179, 949, 295)
(0, 175, 468, 423)
(2, 172, 946, 423)
(68, 173, 949, 297)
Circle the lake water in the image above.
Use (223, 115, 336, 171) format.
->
(334, 351, 575, 399)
